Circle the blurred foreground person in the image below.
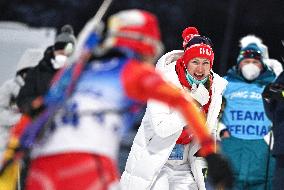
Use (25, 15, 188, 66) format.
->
(12, 10, 233, 190)
(220, 35, 277, 190)
(16, 24, 76, 117)
(262, 71, 284, 190)
(0, 49, 42, 164)
(120, 27, 231, 190)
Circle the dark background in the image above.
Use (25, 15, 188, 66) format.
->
(1, 0, 283, 76)
(1, 0, 283, 173)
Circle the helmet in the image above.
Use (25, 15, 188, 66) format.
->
(105, 9, 164, 60)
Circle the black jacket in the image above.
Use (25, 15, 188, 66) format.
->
(16, 46, 58, 115)
(262, 71, 284, 155)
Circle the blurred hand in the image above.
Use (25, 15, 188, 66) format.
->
(205, 153, 234, 189)
(25, 97, 45, 118)
(220, 129, 230, 139)
(263, 83, 284, 102)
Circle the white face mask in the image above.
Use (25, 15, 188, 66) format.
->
(51, 55, 67, 69)
(241, 63, 261, 81)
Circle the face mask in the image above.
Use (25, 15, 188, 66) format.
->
(241, 63, 261, 81)
(51, 55, 67, 69)
(185, 70, 208, 85)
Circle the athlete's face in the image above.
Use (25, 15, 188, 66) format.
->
(186, 57, 211, 80)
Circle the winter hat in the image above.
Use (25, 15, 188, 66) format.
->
(175, 27, 214, 88)
(54, 25, 76, 55)
(105, 9, 164, 60)
(16, 48, 43, 74)
(175, 27, 214, 113)
(237, 35, 265, 66)
(182, 27, 214, 67)
(237, 43, 263, 65)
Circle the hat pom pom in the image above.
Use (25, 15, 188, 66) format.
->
(239, 35, 262, 48)
(182, 27, 199, 40)
(61, 24, 74, 34)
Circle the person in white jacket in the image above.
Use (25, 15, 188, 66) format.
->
(0, 48, 42, 163)
(120, 27, 230, 190)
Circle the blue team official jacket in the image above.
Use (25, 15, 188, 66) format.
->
(220, 66, 276, 188)
(222, 66, 275, 140)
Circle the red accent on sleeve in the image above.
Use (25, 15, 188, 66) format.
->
(11, 114, 32, 138)
(176, 128, 194, 145)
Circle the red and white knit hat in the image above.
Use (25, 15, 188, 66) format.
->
(182, 27, 214, 67)
(176, 27, 214, 90)
(106, 9, 164, 59)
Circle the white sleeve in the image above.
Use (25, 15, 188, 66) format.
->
(265, 58, 283, 77)
(216, 122, 227, 141)
(0, 80, 21, 126)
(147, 99, 186, 138)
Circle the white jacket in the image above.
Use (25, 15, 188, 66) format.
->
(0, 76, 24, 163)
(120, 50, 228, 190)
(0, 76, 24, 127)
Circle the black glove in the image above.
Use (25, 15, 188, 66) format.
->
(205, 153, 234, 189)
(263, 83, 284, 102)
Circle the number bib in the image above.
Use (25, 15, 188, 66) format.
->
(168, 144, 185, 160)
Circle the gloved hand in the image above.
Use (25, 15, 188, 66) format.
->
(205, 153, 234, 189)
(264, 58, 283, 77)
(190, 83, 210, 106)
(263, 83, 284, 102)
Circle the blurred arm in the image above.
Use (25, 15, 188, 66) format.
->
(16, 69, 39, 114)
(0, 79, 21, 125)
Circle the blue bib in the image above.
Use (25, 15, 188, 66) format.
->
(168, 144, 185, 160)
(222, 80, 272, 140)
